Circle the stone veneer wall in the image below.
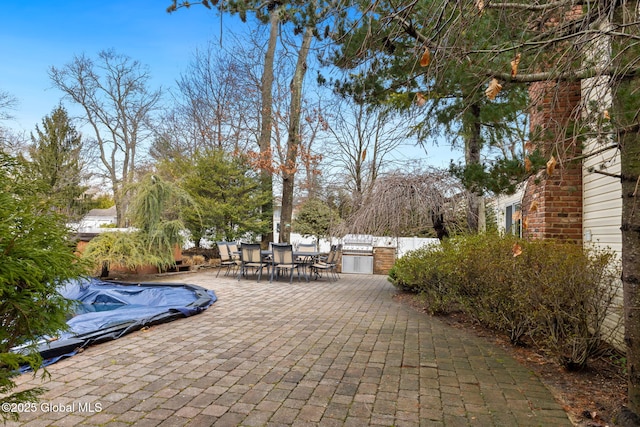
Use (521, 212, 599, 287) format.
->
(373, 247, 396, 275)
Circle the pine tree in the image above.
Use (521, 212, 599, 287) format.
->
(29, 105, 87, 220)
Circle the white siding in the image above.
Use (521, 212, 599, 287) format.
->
(582, 66, 624, 348)
(491, 186, 524, 235)
(583, 148, 622, 254)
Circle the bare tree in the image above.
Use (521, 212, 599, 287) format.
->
(296, 100, 327, 200)
(0, 90, 19, 151)
(49, 50, 162, 227)
(323, 97, 410, 207)
(169, 0, 347, 246)
(151, 40, 262, 161)
(0, 89, 17, 121)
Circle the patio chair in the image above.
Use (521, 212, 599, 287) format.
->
(216, 242, 239, 278)
(239, 243, 268, 282)
(296, 242, 317, 255)
(317, 244, 337, 263)
(295, 242, 317, 276)
(270, 243, 302, 283)
(311, 246, 339, 282)
(227, 242, 240, 261)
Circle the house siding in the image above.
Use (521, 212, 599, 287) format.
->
(583, 144, 623, 348)
(492, 189, 524, 235)
(581, 63, 624, 347)
(582, 148, 622, 254)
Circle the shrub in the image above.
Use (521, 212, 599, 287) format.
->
(525, 243, 620, 370)
(83, 231, 166, 276)
(389, 233, 621, 369)
(388, 245, 458, 314)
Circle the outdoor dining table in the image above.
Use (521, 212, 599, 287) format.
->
(233, 245, 326, 281)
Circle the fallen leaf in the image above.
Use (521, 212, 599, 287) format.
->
(512, 243, 523, 257)
(420, 49, 431, 67)
(475, 0, 485, 14)
(525, 157, 532, 172)
(416, 92, 427, 106)
(546, 155, 557, 176)
(523, 217, 529, 229)
(524, 141, 535, 153)
(530, 200, 538, 212)
(485, 78, 502, 100)
(511, 53, 521, 77)
(603, 110, 610, 120)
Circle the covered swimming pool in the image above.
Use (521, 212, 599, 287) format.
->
(28, 278, 217, 366)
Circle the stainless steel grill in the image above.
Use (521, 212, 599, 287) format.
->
(342, 234, 374, 255)
(342, 234, 374, 274)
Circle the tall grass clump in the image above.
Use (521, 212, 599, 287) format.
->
(388, 233, 621, 370)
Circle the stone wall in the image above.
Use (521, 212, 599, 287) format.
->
(373, 247, 396, 275)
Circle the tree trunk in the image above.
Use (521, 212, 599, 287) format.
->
(615, 2, 640, 416)
(258, 4, 280, 247)
(465, 103, 482, 232)
(280, 26, 313, 244)
(620, 124, 640, 416)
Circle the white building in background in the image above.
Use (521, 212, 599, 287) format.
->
(77, 206, 118, 233)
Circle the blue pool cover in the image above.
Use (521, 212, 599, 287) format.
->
(31, 278, 217, 365)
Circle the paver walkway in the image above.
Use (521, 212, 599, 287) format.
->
(7, 272, 572, 426)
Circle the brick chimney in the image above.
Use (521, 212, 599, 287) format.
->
(521, 80, 583, 243)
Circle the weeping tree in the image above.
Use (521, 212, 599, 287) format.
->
(340, 168, 468, 239)
(83, 174, 194, 275)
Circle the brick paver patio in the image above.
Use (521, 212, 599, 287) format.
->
(6, 271, 572, 426)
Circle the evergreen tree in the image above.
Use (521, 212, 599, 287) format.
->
(0, 153, 88, 422)
(176, 149, 271, 245)
(327, 0, 532, 230)
(29, 105, 87, 220)
(293, 198, 341, 246)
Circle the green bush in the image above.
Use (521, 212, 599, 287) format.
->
(389, 245, 457, 314)
(83, 231, 166, 275)
(389, 233, 621, 369)
(0, 154, 89, 422)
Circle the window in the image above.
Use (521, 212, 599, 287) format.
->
(505, 203, 522, 237)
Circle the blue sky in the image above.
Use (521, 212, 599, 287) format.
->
(0, 1, 460, 167)
(1, 1, 230, 132)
